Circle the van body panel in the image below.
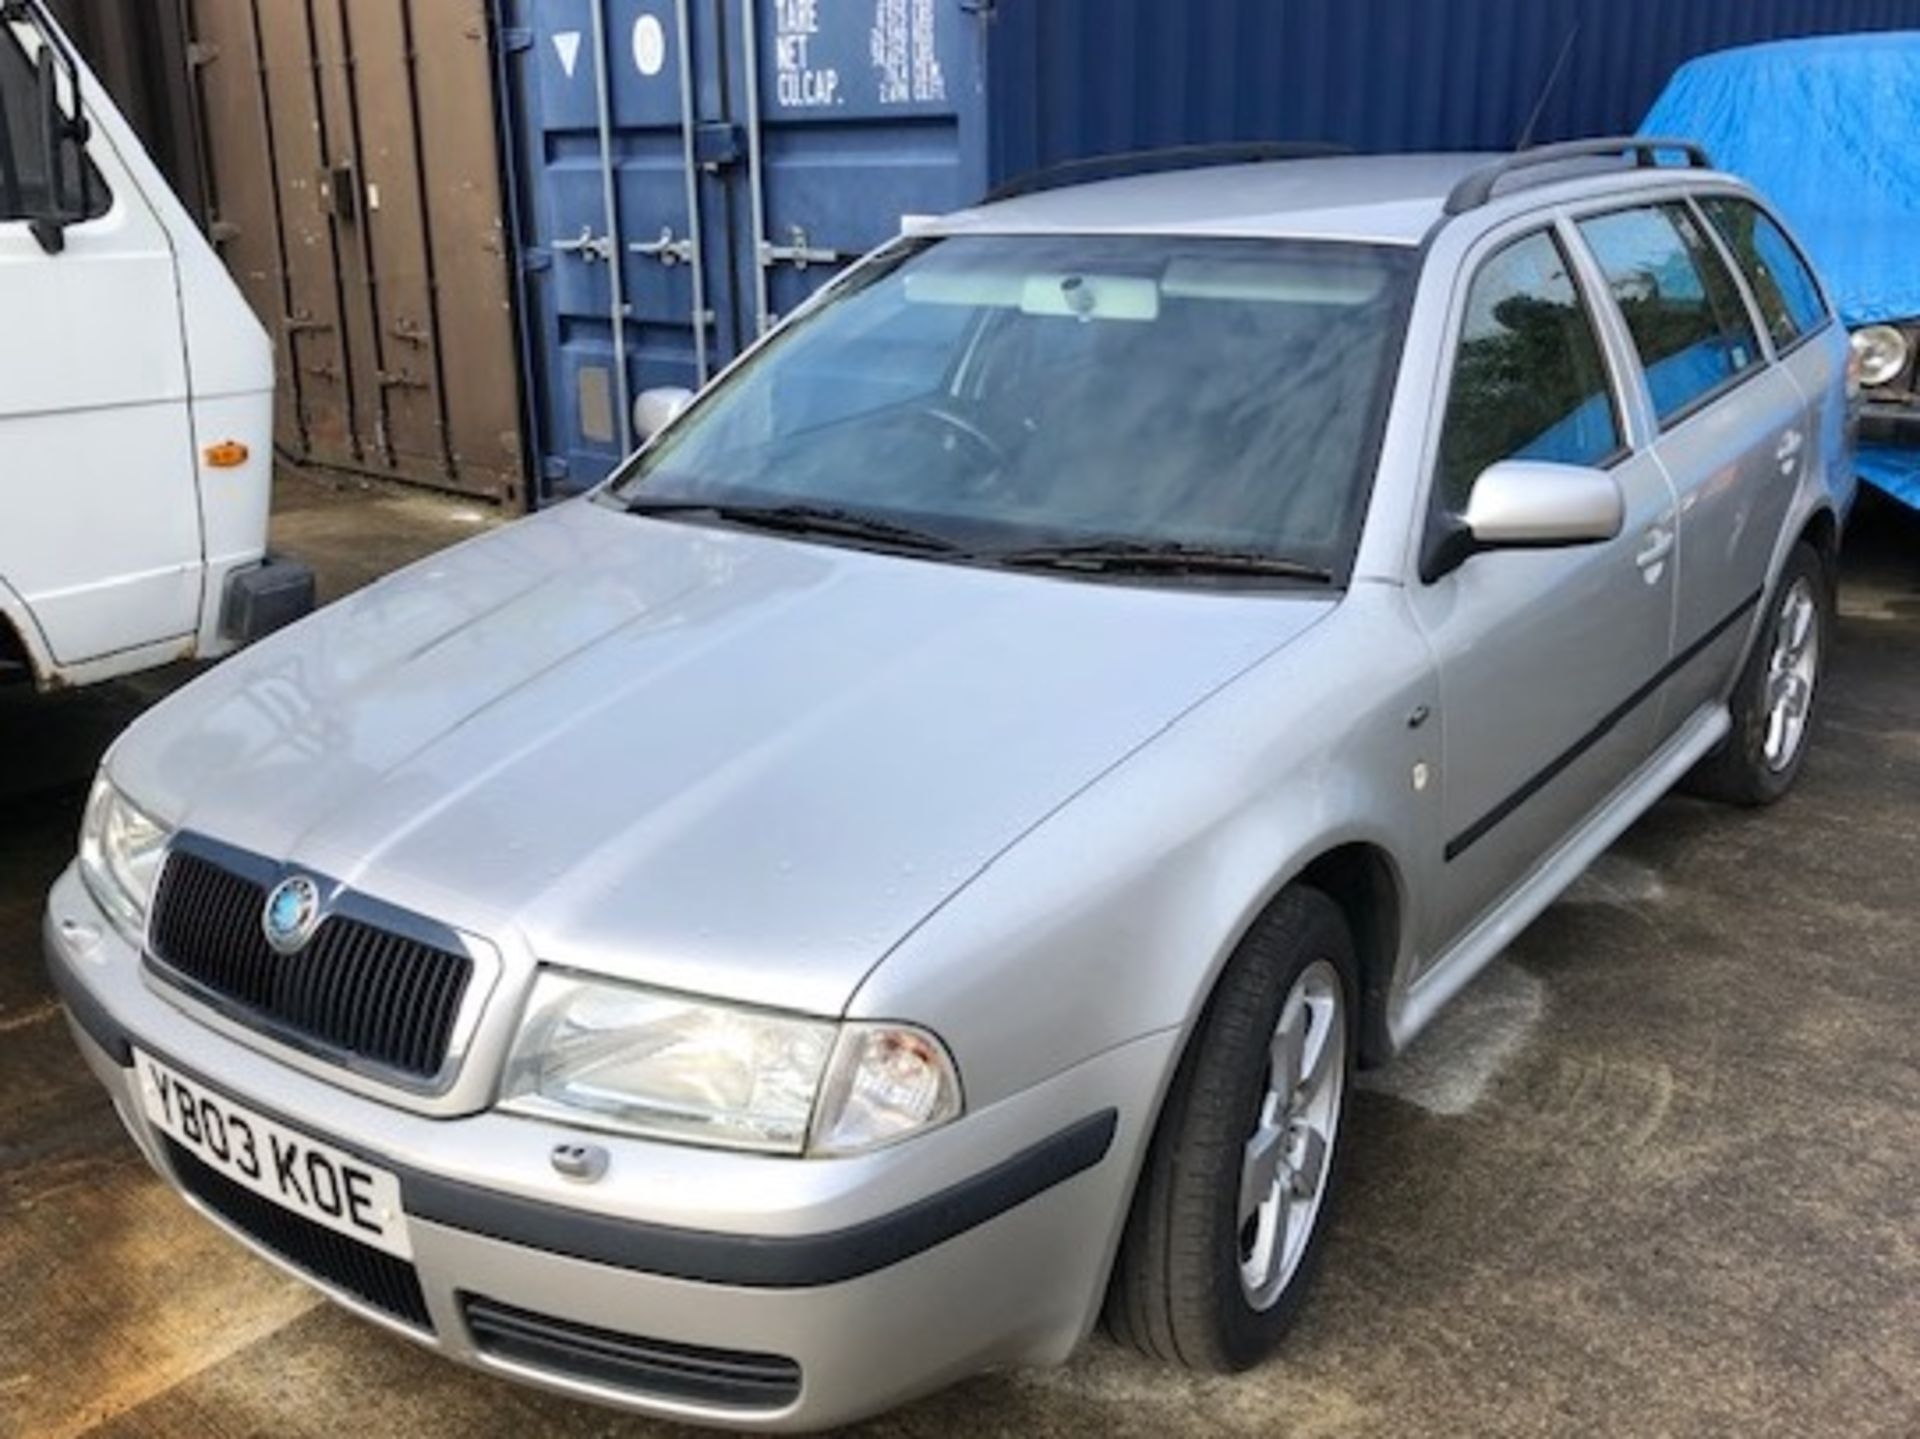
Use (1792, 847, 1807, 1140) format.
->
(0, 10, 287, 688)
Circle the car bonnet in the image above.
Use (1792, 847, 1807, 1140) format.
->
(110, 500, 1333, 1015)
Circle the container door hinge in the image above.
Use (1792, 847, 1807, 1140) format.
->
(957, 0, 997, 14)
(520, 247, 553, 274)
(499, 27, 535, 54)
(208, 218, 240, 244)
(185, 40, 220, 68)
(541, 455, 571, 482)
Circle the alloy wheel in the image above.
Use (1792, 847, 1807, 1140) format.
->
(1237, 958, 1346, 1311)
(1762, 576, 1820, 772)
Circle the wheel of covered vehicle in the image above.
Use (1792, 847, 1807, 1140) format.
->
(1106, 886, 1356, 1371)
(1684, 542, 1830, 806)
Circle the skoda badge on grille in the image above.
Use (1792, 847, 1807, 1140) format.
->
(262, 875, 322, 954)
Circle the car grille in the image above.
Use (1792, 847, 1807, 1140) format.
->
(147, 849, 472, 1082)
(462, 1296, 803, 1411)
(166, 1139, 432, 1329)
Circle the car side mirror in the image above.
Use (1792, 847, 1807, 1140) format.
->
(632, 386, 694, 444)
(1421, 460, 1625, 582)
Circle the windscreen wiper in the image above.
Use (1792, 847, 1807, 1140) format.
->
(988, 539, 1336, 582)
(627, 498, 965, 554)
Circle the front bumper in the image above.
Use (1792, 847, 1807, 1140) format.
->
(219, 553, 317, 644)
(43, 865, 1172, 1430)
(1859, 400, 1920, 446)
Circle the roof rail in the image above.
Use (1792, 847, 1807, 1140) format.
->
(1443, 136, 1714, 215)
(985, 141, 1351, 204)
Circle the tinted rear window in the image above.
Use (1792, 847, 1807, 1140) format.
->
(1578, 203, 1763, 425)
(1698, 195, 1828, 348)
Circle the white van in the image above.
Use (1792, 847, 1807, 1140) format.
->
(0, 1, 309, 692)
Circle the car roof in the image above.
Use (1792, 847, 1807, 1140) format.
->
(926, 152, 1735, 246)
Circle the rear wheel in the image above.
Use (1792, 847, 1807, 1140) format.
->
(1685, 542, 1830, 805)
(1105, 886, 1356, 1370)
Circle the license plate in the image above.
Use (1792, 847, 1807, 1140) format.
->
(135, 1049, 412, 1260)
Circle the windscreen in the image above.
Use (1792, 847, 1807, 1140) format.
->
(610, 233, 1416, 573)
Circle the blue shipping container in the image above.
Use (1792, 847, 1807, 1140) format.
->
(495, 0, 1920, 498)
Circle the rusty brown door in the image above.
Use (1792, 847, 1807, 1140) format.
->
(185, 0, 525, 504)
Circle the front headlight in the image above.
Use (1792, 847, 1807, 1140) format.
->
(77, 773, 171, 940)
(500, 970, 962, 1156)
(1850, 324, 1911, 387)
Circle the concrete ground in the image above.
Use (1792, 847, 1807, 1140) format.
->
(2, 479, 1915, 1438)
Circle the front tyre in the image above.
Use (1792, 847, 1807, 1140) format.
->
(1685, 542, 1830, 806)
(1105, 886, 1356, 1371)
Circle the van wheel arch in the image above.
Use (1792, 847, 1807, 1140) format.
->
(0, 614, 36, 686)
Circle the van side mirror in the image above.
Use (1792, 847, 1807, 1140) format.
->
(21, 6, 91, 255)
(1422, 460, 1626, 582)
(633, 386, 694, 444)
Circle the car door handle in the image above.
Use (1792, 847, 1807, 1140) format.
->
(1635, 526, 1675, 570)
(1775, 427, 1805, 475)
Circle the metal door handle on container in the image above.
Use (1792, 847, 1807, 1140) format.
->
(629, 228, 695, 266)
(553, 227, 614, 263)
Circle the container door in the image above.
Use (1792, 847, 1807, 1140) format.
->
(184, 0, 523, 503)
(727, 0, 986, 335)
(501, 0, 987, 499)
(500, 0, 736, 496)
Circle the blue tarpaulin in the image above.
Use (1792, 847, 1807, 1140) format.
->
(1645, 34, 1920, 509)
(1858, 444, 1920, 508)
(1644, 33, 1920, 329)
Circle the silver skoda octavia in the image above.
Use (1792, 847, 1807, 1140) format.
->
(46, 141, 1853, 1430)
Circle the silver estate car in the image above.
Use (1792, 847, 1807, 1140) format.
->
(46, 140, 1853, 1430)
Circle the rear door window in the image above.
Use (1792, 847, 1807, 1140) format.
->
(1697, 195, 1829, 347)
(1577, 203, 1763, 426)
(1434, 229, 1622, 513)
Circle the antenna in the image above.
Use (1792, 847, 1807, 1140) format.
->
(1517, 23, 1580, 150)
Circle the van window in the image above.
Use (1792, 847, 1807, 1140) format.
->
(1577, 203, 1762, 425)
(1697, 195, 1829, 347)
(0, 26, 106, 224)
(1435, 229, 1622, 513)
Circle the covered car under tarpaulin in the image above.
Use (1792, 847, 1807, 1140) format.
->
(1644, 33, 1920, 509)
